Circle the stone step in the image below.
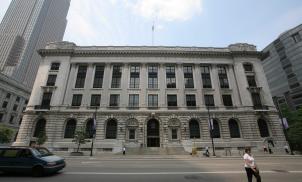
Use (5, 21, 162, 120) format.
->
(123, 147, 189, 155)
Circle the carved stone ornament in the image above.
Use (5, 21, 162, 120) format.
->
(168, 119, 180, 127)
(127, 119, 138, 127)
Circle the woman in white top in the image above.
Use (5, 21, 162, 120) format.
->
(243, 148, 261, 182)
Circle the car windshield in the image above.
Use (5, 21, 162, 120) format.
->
(31, 148, 43, 157)
(35, 148, 53, 157)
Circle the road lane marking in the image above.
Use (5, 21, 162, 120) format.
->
(63, 171, 302, 175)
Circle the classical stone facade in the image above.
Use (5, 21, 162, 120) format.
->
(14, 42, 287, 155)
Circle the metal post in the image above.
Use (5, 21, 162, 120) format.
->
(273, 97, 294, 155)
(90, 107, 97, 156)
(207, 105, 216, 156)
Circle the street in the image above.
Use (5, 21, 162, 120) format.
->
(1, 156, 302, 182)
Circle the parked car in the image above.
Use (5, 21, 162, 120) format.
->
(34, 147, 54, 156)
(0, 147, 65, 176)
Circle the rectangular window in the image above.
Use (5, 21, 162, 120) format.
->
(129, 129, 135, 139)
(201, 66, 212, 88)
(75, 65, 87, 88)
(16, 97, 20, 102)
(109, 94, 119, 107)
(184, 66, 194, 88)
(167, 95, 177, 107)
(41, 92, 52, 109)
(71, 94, 82, 106)
(166, 66, 176, 88)
(129, 65, 140, 88)
(93, 65, 104, 88)
(9, 115, 14, 124)
(148, 94, 158, 108)
(172, 129, 178, 139)
(222, 95, 233, 106)
(6, 93, 11, 99)
(292, 33, 302, 43)
(111, 65, 122, 88)
(218, 66, 229, 88)
(0, 113, 3, 122)
(13, 104, 18, 111)
(243, 64, 253, 72)
(204, 95, 215, 107)
(247, 76, 257, 87)
(90, 94, 101, 107)
(186, 94, 196, 107)
(2, 101, 8, 108)
(129, 94, 139, 108)
(251, 93, 262, 108)
(148, 65, 158, 88)
(50, 63, 60, 71)
(46, 75, 57, 86)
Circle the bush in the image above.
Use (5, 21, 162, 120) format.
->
(0, 124, 14, 143)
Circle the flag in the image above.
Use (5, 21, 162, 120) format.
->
(93, 112, 97, 135)
(282, 118, 289, 129)
(208, 118, 214, 130)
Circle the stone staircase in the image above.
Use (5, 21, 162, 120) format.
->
(123, 147, 189, 155)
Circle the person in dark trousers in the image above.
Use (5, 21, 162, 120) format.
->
(122, 147, 126, 155)
(284, 145, 289, 154)
(243, 148, 261, 182)
(204, 146, 210, 157)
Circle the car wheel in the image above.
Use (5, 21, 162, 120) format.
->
(32, 166, 44, 177)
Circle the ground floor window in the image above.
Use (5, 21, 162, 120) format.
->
(172, 128, 178, 139)
(129, 129, 135, 140)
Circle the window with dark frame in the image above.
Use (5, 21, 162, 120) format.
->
(6, 93, 11, 99)
(204, 95, 214, 107)
(247, 75, 257, 87)
(167, 95, 177, 107)
(41, 92, 52, 109)
(71, 94, 82, 106)
(258, 119, 270, 137)
(75, 65, 87, 88)
(186, 94, 196, 107)
(218, 66, 229, 88)
(251, 93, 262, 108)
(229, 119, 240, 138)
(0, 113, 3, 122)
(46, 75, 57, 86)
(86, 119, 94, 139)
(33, 119, 46, 137)
(16, 97, 20, 102)
(64, 119, 77, 138)
(201, 66, 212, 88)
(2, 101, 8, 108)
(129, 94, 139, 108)
(111, 65, 122, 88)
(148, 65, 158, 88)
(109, 94, 119, 107)
(222, 95, 233, 107)
(189, 120, 200, 138)
(148, 94, 158, 108)
(90, 94, 101, 107)
(292, 33, 301, 43)
(50, 63, 60, 71)
(130, 65, 140, 88)
(129, 129, 135, 139)
(93, 65, 104, 88)
(243, 63, 253, 72)
(166, 66, 176, 88)
(212, 119, 221, 138)
(184, 66, 194, 88)
(172, 128, 178, 139)
(9, 115, 14, 124)
(13, 104, 18, 111)
(106, 119, 117, 139)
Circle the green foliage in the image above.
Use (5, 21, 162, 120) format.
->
(281, 106, 302, 151)
(36, 132, 47, 146)
(0, 124, 14, 143)
(72, 127, 89, 152)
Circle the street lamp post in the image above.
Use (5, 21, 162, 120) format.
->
(90, 107, 97, 156)
(273, 97, 294, 155)
(207, 105, 216, 156)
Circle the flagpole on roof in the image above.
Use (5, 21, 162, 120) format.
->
(152, 20, 155, 46)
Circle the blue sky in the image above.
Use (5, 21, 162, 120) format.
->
(1, 0, 302, 50)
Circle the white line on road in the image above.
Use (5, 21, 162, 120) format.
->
(63, 171, 302, 175)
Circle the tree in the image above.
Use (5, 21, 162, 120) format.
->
(72, 127, 89, 152)
(281, 106, 302, 151)
(36, 132, 47, 146)
(0, 124, 14, 143)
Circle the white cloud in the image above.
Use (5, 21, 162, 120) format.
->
(124, 0, 202, 21)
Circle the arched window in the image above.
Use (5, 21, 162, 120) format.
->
(212, 119, 221, 138)
(258, 119, 270, 137)
(33, 119, 46, 137)
(64, 119, 77, 138)
(229, 119, 241, 138)
(189, 119, 200, 139)
(86, 119, 94, 138)
(106, 119, 117, 139)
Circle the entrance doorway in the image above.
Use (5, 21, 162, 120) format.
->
(147, 119, 160, 147)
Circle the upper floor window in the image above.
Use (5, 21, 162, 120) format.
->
(148, 65, 158, 88)
(109, 94, 120, 107)
(218, 66, 229, 88)
(16, 97, 20, 102)
(222, 95, 233, 107)
(33, 119, 46, 137)
(111, 65, 122, 88)
(186, 94, 196, 107)
(247, 75, 257, 87)
(251, 93, 262, 108)
(243, 63, 253, 72)
(129, 94, 139, 108)
(13, 104, 18, 111)
(41, 92, 52, 109)
(184, 66, 194, 88)
(130, 65, 140, 88)
(6, 93, 11, 99)
(201, 66, 212, 88)
(93, 65, 104, 88)
(2, 101, 8, 108)
(0, 113, 3, 122)
(71, 94, 82, 106)
(46, 75, 57, 86)
(90, 94, 101, 107)
(292, 32, 301, 43)
(166, 66, 176, 88)
(204, 94, 214, 107)
(50, 63, 60, 71)
(148, 94, 158, 108)
(75, 65, 87, 88)
(167, 95, 177, 107)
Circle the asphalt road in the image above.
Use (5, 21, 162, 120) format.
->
(1, 156, 302, 182)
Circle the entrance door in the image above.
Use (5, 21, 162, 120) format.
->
(147, 119, 160, 147)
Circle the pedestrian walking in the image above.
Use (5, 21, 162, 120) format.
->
(123, 146, 126, 155)
(204, 146, 210, 157)
(243, 148, 261, 182)
(263, 145, 268, 154)
(284, 145, 289, 154)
